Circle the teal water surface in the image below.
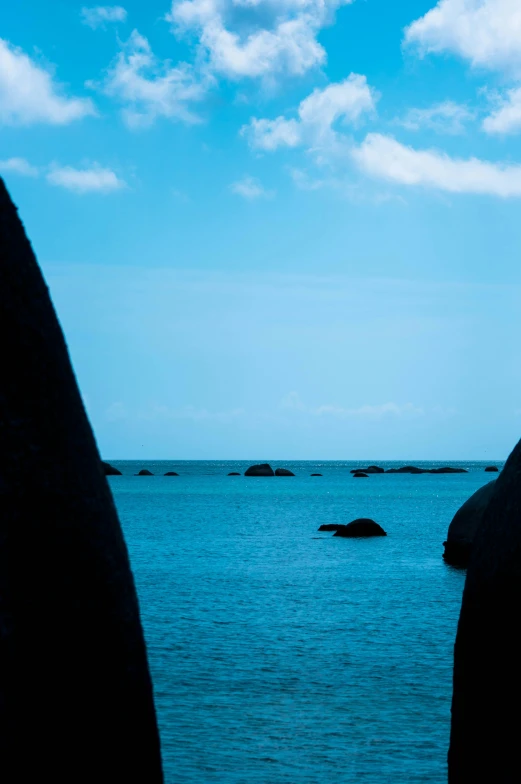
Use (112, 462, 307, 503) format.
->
(108, 460, 500, 783)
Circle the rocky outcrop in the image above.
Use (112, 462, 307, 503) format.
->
(244, 463, 275, 477)
(333, 519, 387, 537)
(449, 439, 521, 782)
(136, 469, 154, 476)
(102, 461, 122, 476)
(350, 466, 384, 474)
(164, 472, 179, 476)
(443, 481, 496, 567)
(353, 471, 369, 478)
(311, 473, 322, 476)
(275, 468, 295, 476)
(0, 178, 163, 782)
(485, 466, 499, 472)
(386, 465, 426, 474)
(228, 472, 241, 476)
(430, 467, 468, 474)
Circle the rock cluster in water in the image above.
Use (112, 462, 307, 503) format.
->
(0, 177, 163, 783)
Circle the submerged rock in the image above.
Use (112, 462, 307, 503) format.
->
(485, 466, 499, 472)
(275, 468, 295, 476)
(443, 481, 496, 568)
(0, 177, 163, 782)
(244, 463, 275, 477)
(449, 439, 521, 782)
(318, 524, 345, 532)
(102, 461, 122, 476)
(164, 472, 179, 476)
(136, 469, 154, 476)
(228, 472, 241, 476)
(333, 519, 387, 537)
(311, 473, 323, 476)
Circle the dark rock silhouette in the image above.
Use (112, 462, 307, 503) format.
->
(429, 467, 468, 474)
(449, 439, 521, 782)
(334, 519, 387, 537)
(318, 524, 345, 532)
(164, 472, 179, 476)
(353, 471, 369, 478)
(228, 472, 241, 476)
(311, 473, 322, 476)
(443, 481, 497, 568)
(244, 463, 275, 477)
(275, 468, 295, 476)
(0, 178, 163, 783)
(136, 469, 154, 476)
(350, 466, 384, 474)
(485, 466, 499, 472)
(102, 461, 122, 476)
(386, 465, 426, 474)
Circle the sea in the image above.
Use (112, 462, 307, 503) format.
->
(107, 460, 501, 784)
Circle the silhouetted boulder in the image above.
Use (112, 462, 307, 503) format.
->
(353, 471, 369, 478)
(311, 473, 322, 476)
(449, 439, 521, 782)
(136, 469, 154, 476)
(386, 466, 426, 474)
(102, 461, 122, 476)
(318, 524, 345, 532)
(485, 466, 499, 472)
(0, 178, 163, 782)
(164, 472, 179, 476)
(244, 463, 275, 477)
(350, 466, 384, 474)
(228, 472, 241, 476)
(275, 468, 295, 476)
(443, 481, 496, 568)
(430, 467, 468, 474)
(334, 519, 387, 537)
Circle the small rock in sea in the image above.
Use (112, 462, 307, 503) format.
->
(350, 466, 384, 474)
(311, 473, 322, 476)
(353, 471, 369, 478)
(443, 480, 497, 567)
(334, 519, 387, 537)
(386, 466, 427, 474)
(244, 463, 275, 477)
(485, 466, 499, 472)
(136, 469, 154, 476)
(429, 467, 468, 474)
(318, 524, 345, 532)
(275, 468, 295, 476)
(164, 472, 179, 476)
(228, 472, 241, 476)
(102, 461, 122, 476)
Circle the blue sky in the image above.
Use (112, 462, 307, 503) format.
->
(2, 0, 521, 459)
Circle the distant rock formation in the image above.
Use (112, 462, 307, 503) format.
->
(311, 473, 322, 476)
(350, 466, 384, 474)
(228, 472, 241, 476)
(333, 519, 387, 537)
(0, 178, 163, 782)
(244, 463, 275, 477)
(136, 469, 154, 476)
(318, 524, 345, 532)
(353, 471, 369, 478)
(164, 472, 179, 476)
(102, 461, 122, 476)
(275, 468, 295, 476)
(449, 439, 521, 782)
(443, 481, 497, 567)
(430, 467, 468, 474)
(386, 465, 468, 474)
(485, 466, 499, 472)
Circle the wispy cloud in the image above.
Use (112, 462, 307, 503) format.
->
(92, 29, 207, 127)
(352, 133, 521, 197)
(46, 164, 126, 193)
(0, 157, 39, 177)
(0, 38, 96, 126)
(483, 86, 521, 135)
(81, 5, 127, 29)
(280, 392, 425, 419)
(398, 100, 474, 135)
(230, 175, 273, 199)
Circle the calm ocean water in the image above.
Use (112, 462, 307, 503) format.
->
(108, 460, 501, 783)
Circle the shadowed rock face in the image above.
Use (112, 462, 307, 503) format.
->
(102, 460, 122, 476)
(443, 481, 497, 567)
(0, 179, 163, 783)
(244, 463, 275, 477)
(449, 438, 521, 783)
(275, 468, 295, 476)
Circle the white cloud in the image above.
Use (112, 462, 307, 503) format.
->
(167, 0, 353, 81)
(230, 175, 273, 199)
(288, 167, 326, 190)
(353, 132, 521, 197)
(81, 5, 127, 29)
(94, 29, 206, 127)
(404, 0, 521, 76)
(46, 164, 126, 193)
(0, 157, 39, 177)
(280, 392, 425, 418)
(242, 74, 377, 150)
(399, 100, 473, 134)
(0, 38, 96, 126)
(483, 86, 521, 134)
